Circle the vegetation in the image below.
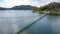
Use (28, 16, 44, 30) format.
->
(0, 5, 37, 10)
(0, 7, 7, 10)
(32, 2, 60, 15)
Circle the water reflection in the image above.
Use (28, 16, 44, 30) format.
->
(20, 15, 60, 34)
(0, 10, 42, 34)
(50, 16, 60, 34)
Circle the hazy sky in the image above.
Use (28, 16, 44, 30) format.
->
(0, 0, 59, 8)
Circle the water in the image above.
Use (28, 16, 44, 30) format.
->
(20, 15, 60, 34)
(0, 10, 60, 34)
(0, 10, 44, 34)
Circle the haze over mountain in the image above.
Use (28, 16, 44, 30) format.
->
(0, 0, 60, 8)
(10, 5, 37, 10)
(0, 1, 60, 10)
(0, 5, 37, 10)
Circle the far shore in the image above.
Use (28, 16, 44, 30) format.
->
(33, 11, 60, 16)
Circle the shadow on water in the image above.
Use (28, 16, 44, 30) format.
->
(18, 11, 60, 34)
(16, 14, 47, 34)
(17, 14, 60, 34)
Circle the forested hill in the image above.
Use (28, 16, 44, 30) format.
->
(0, 5, 37, 10)
(38, 2, 60, 11)
(0, 7, 8, 10)
(32, 2, 60, 14)
(10, 5, 37, 10)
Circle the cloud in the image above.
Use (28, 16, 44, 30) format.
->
(38, 0, 59, 6)
(0, 0, 31, 8)
(0, 0, 59, 8)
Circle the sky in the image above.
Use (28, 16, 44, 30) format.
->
(0, 0, 60, 8)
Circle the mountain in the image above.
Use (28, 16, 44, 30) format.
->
(0, 5, 37, 10)
(0, 7, 7, 10)
(33, 2, 60, 14)
(39, 2, 60, 11)
(10, 5, 37, 10)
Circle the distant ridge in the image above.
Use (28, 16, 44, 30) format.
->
(0, 7, 7, 10)
(10, 5, 37, 10)
(0, 5, 37, 10)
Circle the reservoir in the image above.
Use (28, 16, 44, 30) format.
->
(0, 10, 60, 34)
(20, 14, 60, 34)
(0, 10, 44, 34)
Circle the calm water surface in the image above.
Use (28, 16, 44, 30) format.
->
(20, 15, 60, 34)
(0, 10, 43, 34)
(0, 10, 60, 34)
